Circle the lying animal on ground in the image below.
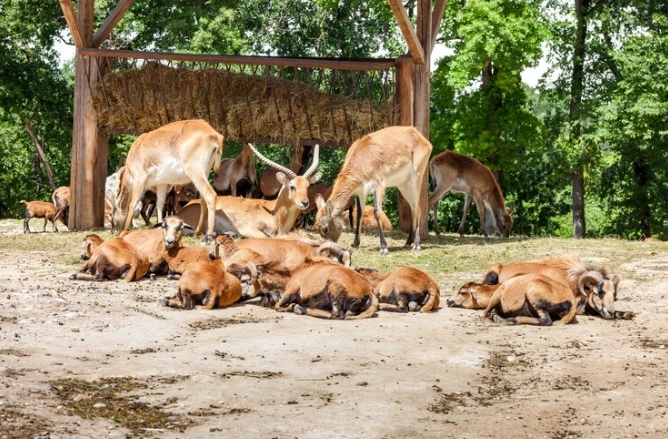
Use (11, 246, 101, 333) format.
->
(165, 260, 242, 310)
(481, 255, 633, 320)
(355, 266, 440, 312)
(315, 125, 432, 254)
(226, 237, 352, 302)
(641, 234, 662, 242)
(120, 216, 192, 277)
(20, 200, 65, 233)
(446, 281, 497, 309)
(273, 262, 378, 319)
(482, 273, 580, 326)
(163, 233, 237, 280)
(428, 150, 514, 237)
(70, 234, 149, 282)
(79, 233, 104, 260)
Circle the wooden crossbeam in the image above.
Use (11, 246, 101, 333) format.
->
(93, 0, 135, 47)
(387, 0, 425, 65)
(58, 0, 85, 48)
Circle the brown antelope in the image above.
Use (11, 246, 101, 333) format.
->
(177, 144, 321, 238)
(117, 119, 223, 238)
(428, 150, 514, 237)
(214, 143, 256, 197)
(314, 126, 432, 254)
(52, 186, 70, 227)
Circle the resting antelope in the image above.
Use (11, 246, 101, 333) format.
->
(177, 143, 321, 238)
(428, 150, 513, 237)
(259, 144, 304, 199)
(117, 119, 223, 238)
(315, 126, 432, 254)
(214, 143, 256, 197)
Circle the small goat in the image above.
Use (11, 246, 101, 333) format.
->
(356, 266, 440, 312)
(70, 234, 149, 282)
(20, 200, 63, 233)
(163, 233, 235, 280)
(118, 119, 223, 237)
(315, 126, 432, 254)
(52, 186, 70, 227)
(428, 150, 514, 237)
(121, 216, 193, 277)
(482, 273, 579, 326)
(214, 143, 256, 197)
(446, 281, 497, 309)
(274, 262, 378, 320)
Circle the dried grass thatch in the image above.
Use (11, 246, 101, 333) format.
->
(93, 63, 399, 146)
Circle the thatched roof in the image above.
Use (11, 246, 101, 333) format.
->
(93, 63, 399, 146)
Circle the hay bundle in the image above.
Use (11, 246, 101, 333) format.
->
(93, 63, 399, 146)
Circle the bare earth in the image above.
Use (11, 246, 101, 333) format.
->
(1, 219, 667, 439)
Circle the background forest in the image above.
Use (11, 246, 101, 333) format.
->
(1, 0, 666, 239)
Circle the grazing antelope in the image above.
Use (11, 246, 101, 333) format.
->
(315, 126, 432, 254)
(428, 150, 514, 237)
(214, 143, 256, 197)
(178, 144, 321, 238)
(117, 119, 223, 238)
(52, 186, 70, 227)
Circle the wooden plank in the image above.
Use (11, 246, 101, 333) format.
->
(431, 0, 448, 51)
(387, 0, 425, 64)
(58, 0, 85, 47)
(79, 48, 396, 71)
(93, 0, 135, 47)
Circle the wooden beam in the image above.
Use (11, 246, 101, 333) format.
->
(431, 0, 448, 51)
(58, 0, 85, 48)
(387, 0, 425, 65)
(93, 0, 135, 48)
(80, 48, 396, 71)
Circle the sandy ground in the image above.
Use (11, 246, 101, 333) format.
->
(1, 219, 668, 439)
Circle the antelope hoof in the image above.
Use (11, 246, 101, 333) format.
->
(408, 301, 420, 312)
(69, 273, 78, 280)
(149, 273, 157, 281)
(379, 247, 389, 256)
(293, 304, 306, 315)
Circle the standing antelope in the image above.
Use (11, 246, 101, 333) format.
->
(428, 150, 514, 237)
(315, 126, 432, 254)
(177, 143, 321, 238)
(214, 143, 256, 197)
(117, 119, 223, 238)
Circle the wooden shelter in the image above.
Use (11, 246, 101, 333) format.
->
(58, 0, 446, 234)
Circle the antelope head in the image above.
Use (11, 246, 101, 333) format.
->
(247, 143, 322, 211)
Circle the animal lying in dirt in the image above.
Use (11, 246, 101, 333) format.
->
(355, 266, 440, 312)
(272, 262, 378, 320)
(165, 261, 242, 310)
(479, 256, 634, 320)
(70, 234, 149, 282)
(481, 273, 580, 326)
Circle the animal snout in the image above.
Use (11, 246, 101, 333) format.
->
(446, 298, 456, 307)
(164, 237, 176, 248)
(600, 306, 616, 319)
(298, 199, 309, 209)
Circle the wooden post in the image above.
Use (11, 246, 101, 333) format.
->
(69, 0, 108, 230)
(395, 55, 414, 126)
(398, 0, 431, 239)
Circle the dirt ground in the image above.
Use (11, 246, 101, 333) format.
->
(1, 218, 668, 439)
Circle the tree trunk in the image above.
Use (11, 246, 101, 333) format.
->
(23, 121, 57, 191)
(569, 0, 589, 239)
(633, 160, 651, 238)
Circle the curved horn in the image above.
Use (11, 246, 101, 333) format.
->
(577, 270, 604, 294)
(317, 241, 351, 266)
(302, 144, 320, 179)
(246, 143, 297, 178)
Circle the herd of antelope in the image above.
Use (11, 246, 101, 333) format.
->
(20, 120, 637, 325)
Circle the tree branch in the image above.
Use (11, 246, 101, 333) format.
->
(23, 121, 57, 191)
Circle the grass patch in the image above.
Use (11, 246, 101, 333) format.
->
(50, 377, 195, 434)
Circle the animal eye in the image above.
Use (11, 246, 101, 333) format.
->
(290, 185, 296, 192)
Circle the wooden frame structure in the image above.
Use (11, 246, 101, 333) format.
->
(58, 0, 447, 233)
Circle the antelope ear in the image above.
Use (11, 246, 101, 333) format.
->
(308, 171, 323, 184)
(325, 200, 334, 215)
(315, 193, 326, 210)
(276, 172, 288, 185)
(611, 274, 620, 289)
(507, 205, 515, 215)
